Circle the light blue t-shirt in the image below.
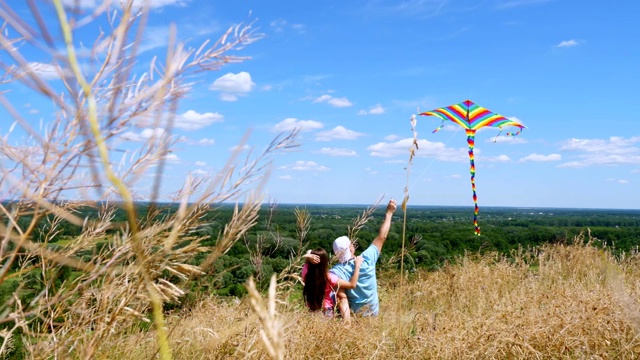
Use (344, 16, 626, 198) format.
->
(330, 244, 380, 316)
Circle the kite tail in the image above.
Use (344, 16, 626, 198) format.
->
(466, 129, 481, 236)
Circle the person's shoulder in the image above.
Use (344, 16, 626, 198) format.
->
(363, 244, 380, 257)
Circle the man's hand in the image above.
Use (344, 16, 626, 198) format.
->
(386, 199, 397, 214)
(355, 255, 364, 267)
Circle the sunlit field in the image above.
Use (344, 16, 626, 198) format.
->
(93, 238, 640, 359)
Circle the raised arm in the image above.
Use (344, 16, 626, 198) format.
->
(371, 199, 397, 253)
(336, 256, 363, 290)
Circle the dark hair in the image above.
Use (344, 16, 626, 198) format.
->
(303, 248, 330, 311)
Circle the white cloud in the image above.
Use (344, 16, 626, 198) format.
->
(558, 136, 640, 167)
(313, 94, 353, 108)
(272, 118, 323, 132)
(229, 144, 251, 152)
(607, 178, 629, 184)
(120, 128, 167, 142)
(138, 25, 170, 53)
(164, 153, 180, 163)
(195, 161, 206, 166)
(219, 93, 238, 102)
(491, 136, 528, 144)
(358, 104, 385, 115)
(174, 110, 223, 130)
(270, 19, 305, 34)
(135, 110, 223, 131)
(519, 153, 561, 162)
(279, 175, 293, 180)
(385, 134, 400, 141)
(315, 147, 358, 157)
(278, 161, 330, 172)
(210, 72, 255, 101)
(290, 24, 306, 34)
(561, 136, 640, 154)
(486, 154, 512, 162)
(315, 126, 364, 141)
(367, 138, 468, 161)
(20, 62, 72, 80)
(195, 138, 215, 146)
(556, 39, 579, 48)
(192, 169, 208, 175)
(270, 19, 287, 32)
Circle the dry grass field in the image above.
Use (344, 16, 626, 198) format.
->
(92, 237, 640, 360)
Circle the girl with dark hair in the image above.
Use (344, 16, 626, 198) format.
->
(302, 248, 363, 319)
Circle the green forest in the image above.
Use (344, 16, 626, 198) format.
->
(7, 202, 640, 300)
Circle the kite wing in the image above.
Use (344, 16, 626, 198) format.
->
(419, 99, 525, 135)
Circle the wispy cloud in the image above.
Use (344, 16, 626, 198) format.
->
(133, 110, 222, 131)
(558, 136, 640, 167)
(556, 39, 579, 48)
(497, 0, 554, 9)
(270, 19, 306, 34)
(367, 137, 467, 161)
(519, 153, 561, 162)
(175, 110, 223, 130)
(278, 161, 330, 172)
(188, 138, 215, 146)
(313, 94, 353, 108)
(272, 118, 323, 132)
(120, 128, 168, 142)
(19, 62, 72, 80)
(315, 126, 364, 141)
(485, 154, 512, 162)
(358, 104, 385, 115)
(607, 178, 629, 184)
(363, 0, 450, 18)
(314, 147, 358, 157)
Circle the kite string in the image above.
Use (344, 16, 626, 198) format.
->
(407, 125, 461, 193)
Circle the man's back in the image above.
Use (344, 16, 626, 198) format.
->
(330, 244, 380, 315)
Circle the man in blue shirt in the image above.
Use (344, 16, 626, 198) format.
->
(330, 199, 397, 316)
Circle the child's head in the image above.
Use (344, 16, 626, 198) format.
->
(333, 236, 353, 263)
(303, 248, 329, 311)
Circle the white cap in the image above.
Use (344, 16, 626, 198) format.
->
(333, 236, 352, 264)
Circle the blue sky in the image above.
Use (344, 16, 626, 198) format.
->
(2, 0, 639, 209)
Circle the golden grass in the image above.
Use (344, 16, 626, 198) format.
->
(92, 239, 640, 359)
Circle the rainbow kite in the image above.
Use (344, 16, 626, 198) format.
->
(418, 100, 525, 235)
